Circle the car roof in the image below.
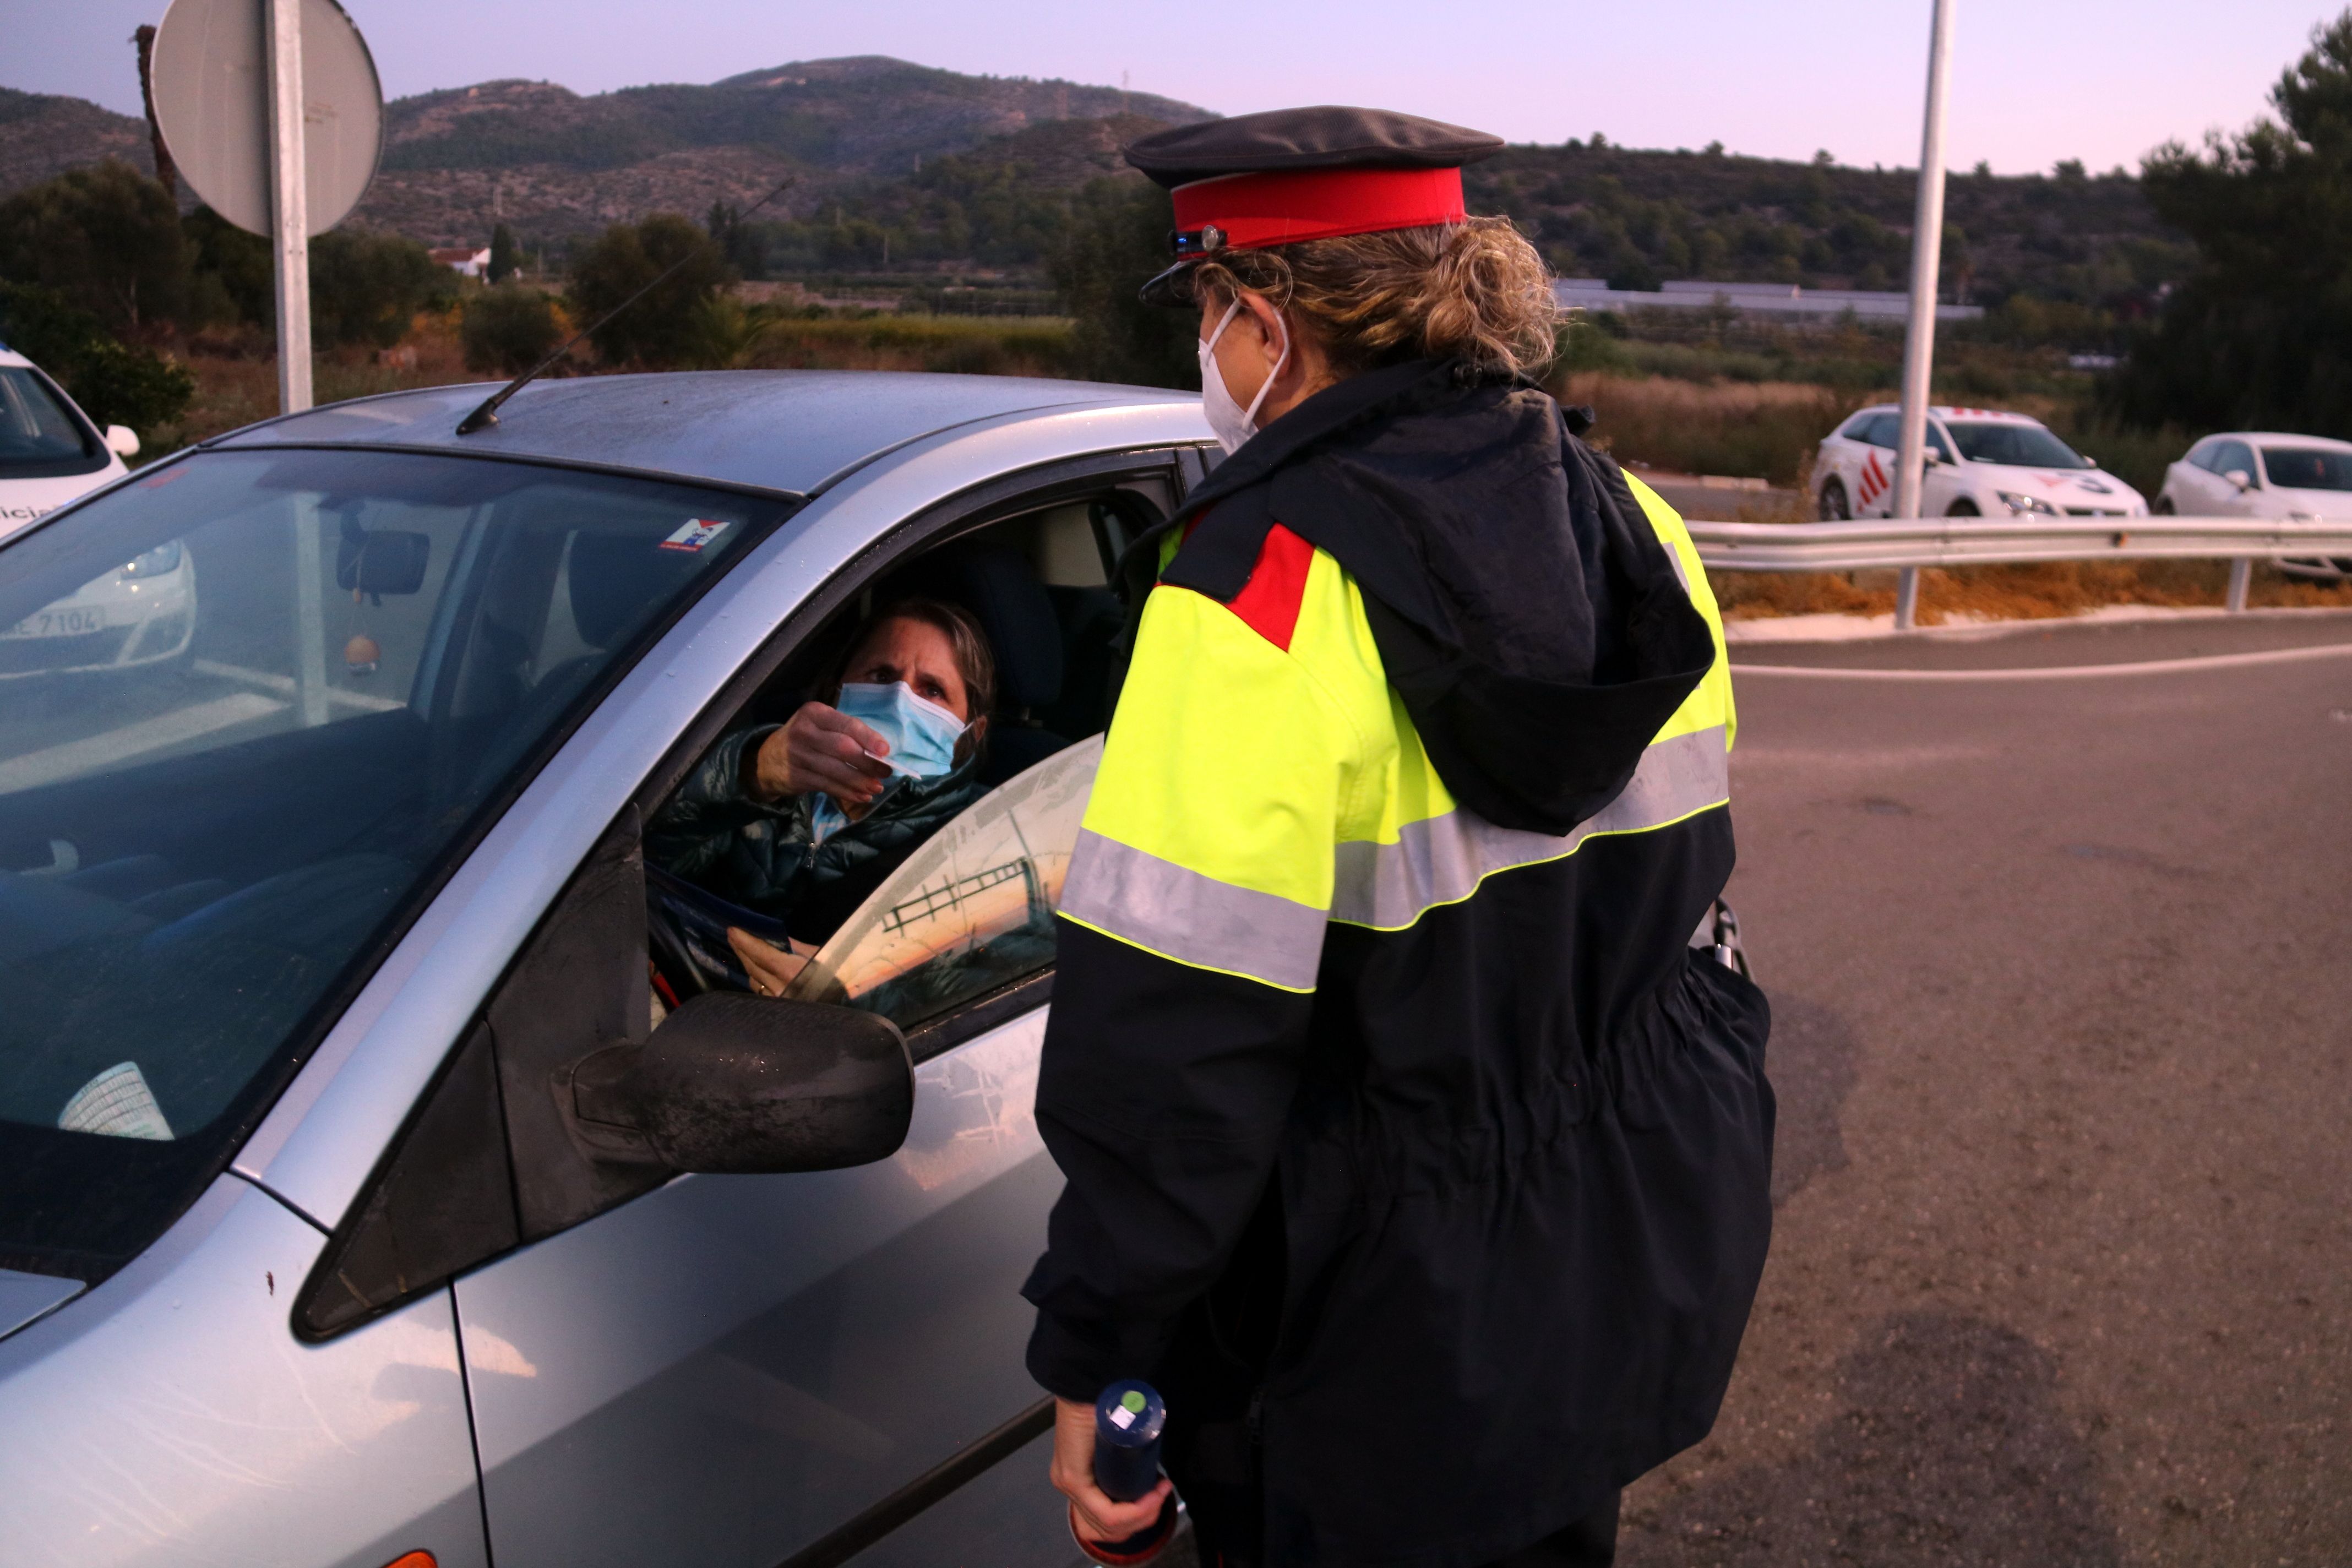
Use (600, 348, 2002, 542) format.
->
(2204, 431, 2352, 448)
(208, 369, 1196, 497)
(0, 346, 31, 369)
(1851, 404, 2043, 426)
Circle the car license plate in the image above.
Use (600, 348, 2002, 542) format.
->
(1, 605, 107, 639)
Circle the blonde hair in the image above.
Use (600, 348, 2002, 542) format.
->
(1187, 216, 1559, 380)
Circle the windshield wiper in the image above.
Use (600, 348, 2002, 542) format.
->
(456, 177, 797, 437)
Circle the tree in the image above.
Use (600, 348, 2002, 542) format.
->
(309, 230, 452, 350)
(2110, 10, 2352, 432)
(705, 202, 766, 281)
(0, 280, 193, 438)
(462, 283, 562, 374)
(0, 160, 190, 332)
(567, 214, 732, 368)
(1049, 178, 1194, 389)
(184, 206, 273, 329)
(488, 222, 521, 285)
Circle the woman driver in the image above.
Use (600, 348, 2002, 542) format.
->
(646, 597, 994, 996)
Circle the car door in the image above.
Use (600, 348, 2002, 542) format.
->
(1849, 413, 1901, 516)
(440, 456, 1184, 1568)
(1919, 420, 1967, 515)
(2208, 439, 2259, 515)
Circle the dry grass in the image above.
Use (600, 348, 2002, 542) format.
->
(1554, 372, 1865, 488)
(1715, 560, 2352, 624)
(157, 309, 1079, 458)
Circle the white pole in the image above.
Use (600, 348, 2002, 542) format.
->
(1892, 0, 1956, 631)
(264, 0, 312, 414)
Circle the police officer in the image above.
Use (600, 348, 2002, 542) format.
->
(1023, 107, 1774, 1568)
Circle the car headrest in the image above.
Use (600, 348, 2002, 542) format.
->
(906, 541, 1063, 713)
(568, 532, 700, 649)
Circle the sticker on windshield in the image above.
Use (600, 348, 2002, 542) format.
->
(658, 518, 731, 554)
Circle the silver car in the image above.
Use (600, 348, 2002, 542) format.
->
(0, 370, 1215, 1568)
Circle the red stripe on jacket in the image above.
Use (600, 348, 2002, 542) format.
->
(1222, 522, 1315, 651)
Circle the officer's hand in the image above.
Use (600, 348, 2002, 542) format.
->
(750, 702, 892, 807)
(1050, 1396, 1173, 1544)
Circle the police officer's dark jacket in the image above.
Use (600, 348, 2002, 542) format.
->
(1021, 352, 1775, 1567)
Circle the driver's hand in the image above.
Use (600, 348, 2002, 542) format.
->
(1049, 1396, 1173, 1545)
(728, 928, 811, 998)
(749, 703, 892, 807)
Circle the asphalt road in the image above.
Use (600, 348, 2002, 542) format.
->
(1613, 617, 2352, 1565)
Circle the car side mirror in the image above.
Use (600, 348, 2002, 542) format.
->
(104, 424, 140, 458)
(2224, 469, 2252, 491)
(1923, 448, 1943, 465)
(559, 992, 913, 1174)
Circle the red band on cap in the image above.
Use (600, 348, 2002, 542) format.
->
(1172, 166, 1467, 251)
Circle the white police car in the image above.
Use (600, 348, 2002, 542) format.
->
(0, 344, 140, 540)
(2157, 430, 2352, 578)
(1811, 404, 2148, 521)
(0, 344, 199, 677)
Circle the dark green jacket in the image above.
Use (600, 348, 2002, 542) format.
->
(646, 723, 984, 945)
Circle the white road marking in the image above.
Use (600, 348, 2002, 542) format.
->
(1732, 641, 2352, 682)
(193, 658, 405, 712)
(0, 692, 285, 794)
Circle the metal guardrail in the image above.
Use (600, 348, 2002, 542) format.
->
(1685, 516, 2352, 630)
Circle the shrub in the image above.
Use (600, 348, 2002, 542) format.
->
(462, 284, 563, 374)
(0, 280, 193, 437)
(1049, 178, 1194, 390)
(309, 230, 453, 350)
(0, 160, 192, 332)
(568, 214, 732, 369)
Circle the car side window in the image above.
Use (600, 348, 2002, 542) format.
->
(642, 475, 1172, 1058)
(2213, 440, 2256, 482)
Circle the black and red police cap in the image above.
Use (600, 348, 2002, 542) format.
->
(1124, 106, 1506, 306)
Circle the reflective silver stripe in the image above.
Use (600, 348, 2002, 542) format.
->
(1330, 724, 1730, 929)
(1058, 829, 1327, 991)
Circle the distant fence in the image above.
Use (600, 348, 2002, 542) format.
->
(1685, 516, 2352, 630)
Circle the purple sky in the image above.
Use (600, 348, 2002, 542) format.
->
(13, 0, 2342, 175)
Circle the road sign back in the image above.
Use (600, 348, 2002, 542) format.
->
(150, 0, 382, 238)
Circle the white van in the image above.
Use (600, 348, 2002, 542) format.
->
(0, 343, 140, 541)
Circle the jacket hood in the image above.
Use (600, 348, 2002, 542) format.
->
(1145, 360, 1714, 836)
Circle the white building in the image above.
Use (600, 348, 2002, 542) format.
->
(429, 246, 493, 279)
(1554, 278, 1981, 324)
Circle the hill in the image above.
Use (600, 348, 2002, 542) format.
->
(0, 87, 154, 195)
(1468, 143, 2186, 307)
(0, 62, 2187, 307)
(0, 57, 1212, 248)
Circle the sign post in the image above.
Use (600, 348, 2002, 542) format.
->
(264, 0, 313, 413)
(149, 0, 382, 417)
(1891, 0, 1957, 631)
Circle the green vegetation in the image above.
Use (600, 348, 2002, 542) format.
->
(307, 230, 456, 350)
(567, 213, 732, 367)
(461, 284, 562, 374)
(2109, 10, 2352, 435)
(1048, 178, 1193, 389)
(0, 280, 193, 439)
(0, 160, 191, 332)
(488, 222, 521, 285)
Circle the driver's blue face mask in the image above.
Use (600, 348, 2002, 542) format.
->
(808, 680, 969, 843)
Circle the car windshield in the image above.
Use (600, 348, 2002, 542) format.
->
(1945, 421, 2092, 470)
(0, 366, 105, 481)
(0, 448, 782, 1281)
(2259, 447, 2352, 491)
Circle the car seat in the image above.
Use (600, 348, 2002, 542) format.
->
(900, 541, 1075, 785)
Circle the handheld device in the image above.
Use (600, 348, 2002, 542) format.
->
(1072, 1379, 1178, 1567)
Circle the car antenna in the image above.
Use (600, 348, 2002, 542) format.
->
(455, 176, 797, 437)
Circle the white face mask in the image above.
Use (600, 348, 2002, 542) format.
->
(1199, 300, 1289, 455)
